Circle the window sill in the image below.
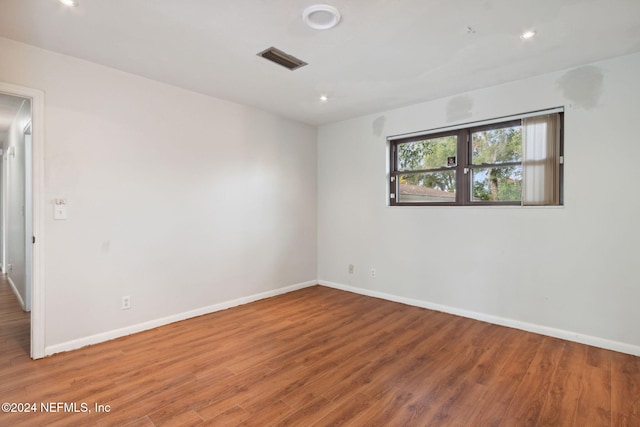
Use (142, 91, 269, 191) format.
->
(386, 204, 565, 209)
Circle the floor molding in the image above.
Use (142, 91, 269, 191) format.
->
(318, 280, 640, 357)
(43, 279, 640, 357)
(7, 276, 26, 311)
(45, 280, 317, 356)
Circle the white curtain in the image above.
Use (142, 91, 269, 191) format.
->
(522, 114, 561, 205)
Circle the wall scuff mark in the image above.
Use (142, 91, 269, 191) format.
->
(446, 95, 474, 122)
(372, 115, 386, 137)
(557, 66, 604, 110)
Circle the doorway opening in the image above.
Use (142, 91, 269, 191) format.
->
(0, 82, 45, 359)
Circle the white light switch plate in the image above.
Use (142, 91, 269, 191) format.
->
(54, 204, 67, 220)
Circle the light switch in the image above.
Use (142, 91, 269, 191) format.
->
(54, 200, 67, 220)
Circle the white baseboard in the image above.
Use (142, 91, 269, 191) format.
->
(318, 280, 640, 357)
(43, 279, 640, 357)
(7, 276, 26, 311)
(45, 280, 317, 356)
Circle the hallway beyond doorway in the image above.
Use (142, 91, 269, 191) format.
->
(0, 273, 29, 359)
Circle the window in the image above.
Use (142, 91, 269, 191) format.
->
(389, 111, 563, 206)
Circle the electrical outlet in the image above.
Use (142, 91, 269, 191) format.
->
(121, 296, 131, 310)
(348, 264, 354, 274)
(370, 268, 376, 278)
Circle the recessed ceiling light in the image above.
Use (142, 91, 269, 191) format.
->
(520, 30, 536, 40)
(58, 0, 78, 6)
(320, 95, 328, 102)
(303, 5, 341, 30)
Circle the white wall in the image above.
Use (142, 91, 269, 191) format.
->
(318, 53, 640, 354)
(2, 98, 30, 310)
(0, 37, 317, 351)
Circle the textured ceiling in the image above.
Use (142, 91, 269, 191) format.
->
(0, 0, 639, 125)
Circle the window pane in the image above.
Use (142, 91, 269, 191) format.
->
(471, 166, 522, 202)
(398, 135, 457, 171)
(472, 125, 522, 165)
(398, 171, 456, 203)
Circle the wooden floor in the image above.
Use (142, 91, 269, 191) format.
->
(1, 278, 639, 426)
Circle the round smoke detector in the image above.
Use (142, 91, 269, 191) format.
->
(302, 5, 341, 30)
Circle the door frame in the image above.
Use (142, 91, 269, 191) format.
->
(24, 122, 33, 313)
(0, 82, 45, 359)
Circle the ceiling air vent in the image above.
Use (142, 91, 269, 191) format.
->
(257, 47, 308, 71)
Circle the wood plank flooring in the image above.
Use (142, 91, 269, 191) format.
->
(1, 276, 638, 426)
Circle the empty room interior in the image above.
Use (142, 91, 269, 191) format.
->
(0, 0, 639, 425)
